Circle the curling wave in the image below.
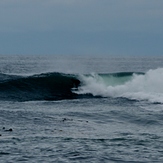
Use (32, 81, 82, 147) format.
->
(0, 68, 163, 103)
(0, 72, 80, 101)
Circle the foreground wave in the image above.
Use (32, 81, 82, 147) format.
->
(0, 68, 163, 103)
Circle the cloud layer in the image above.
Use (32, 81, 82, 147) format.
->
(0, 0, 163, 55)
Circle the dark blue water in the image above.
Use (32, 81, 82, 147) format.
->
(0, 55, 163, 162)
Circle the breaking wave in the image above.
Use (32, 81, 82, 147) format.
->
(0, 68, 163, 103)
(75, 68, 163, 103)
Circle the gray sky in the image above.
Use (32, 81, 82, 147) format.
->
(0, 0, 163, 55)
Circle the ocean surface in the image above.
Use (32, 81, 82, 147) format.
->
(0, 55, 163, 162)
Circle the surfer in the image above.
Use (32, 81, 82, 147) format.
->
(71, 78, 80, 88)
(3, 127, 13, 132)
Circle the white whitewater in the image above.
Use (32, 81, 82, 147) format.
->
(76, 68, 163, 103)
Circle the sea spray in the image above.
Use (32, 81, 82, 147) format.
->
(76, 68, 163, 103)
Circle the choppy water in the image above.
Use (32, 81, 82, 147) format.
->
(0, 55, 163, 162)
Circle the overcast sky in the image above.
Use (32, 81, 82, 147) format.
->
(0, 0, 163, 56)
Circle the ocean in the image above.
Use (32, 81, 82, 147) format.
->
(0, 55, 163, 162)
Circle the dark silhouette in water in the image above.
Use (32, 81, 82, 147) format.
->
(71, 78, 80, 88)
(2, 127, 13, 132)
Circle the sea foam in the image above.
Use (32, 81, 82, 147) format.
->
(76, 68, 163, 103)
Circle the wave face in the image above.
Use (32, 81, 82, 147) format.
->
(75, 68, 163, 103)
(0, 72, 80, 101)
